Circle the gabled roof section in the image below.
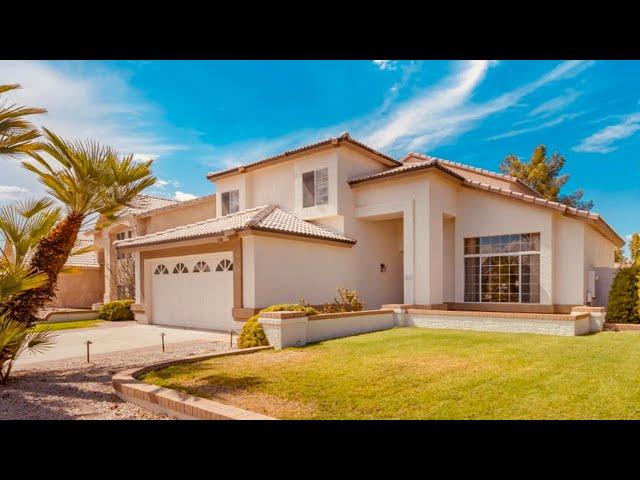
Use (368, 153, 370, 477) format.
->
(206, 132, 401, 181)
(349, 157, 624, 247)
(402, 152, 542, 197)
(114, 205, 356, 249)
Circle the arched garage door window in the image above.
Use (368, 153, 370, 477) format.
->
(216, 259, 233, 271)
(154, 264, 169, 275)
(193, 261, 211, 273)
(173, 263, 189, 274)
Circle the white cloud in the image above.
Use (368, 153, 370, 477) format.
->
(360, 60, 594, 154)
(0, 185, 29, 201)
(528, 89, 582, 118)
(488, 112, 584, 141)
(0, 60, 189, 201)
(174, 191, 197, 201)
(155, 178, 181, 189)
(373, 60, 397, 71)
(574, 112, 640, 153)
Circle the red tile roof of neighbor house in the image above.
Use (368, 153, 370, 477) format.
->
(113, 205, 357, 249)
(116, 194, 180, 218)
(205, 132, 401, 180)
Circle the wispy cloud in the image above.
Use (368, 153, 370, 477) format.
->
(528, 89, 582, 118)
(0, 185, 29, 201)
(174, 191, 197, 201)
(372, 60, 397, 71)
(573, 112, 640, 153)
(488, 112, 584, 141)
(361, 60, 594, 154)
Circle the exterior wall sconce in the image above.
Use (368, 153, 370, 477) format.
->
(380, 263, 387, 272)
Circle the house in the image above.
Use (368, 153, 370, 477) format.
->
(110, 133, 624, 333)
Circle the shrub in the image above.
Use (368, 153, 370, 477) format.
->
(98, 299, 134, 321)
(322, 287, 364, 313)
(607, 266, 640, 324)
(237, 303, 318, 349)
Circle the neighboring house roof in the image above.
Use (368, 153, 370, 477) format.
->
(349, 158, 624, 247)
(132, 193, 216, 218)
(206, 132, 401, 181)
(116, 194, 180, 218)
(114, 205, 357, 249)
(64, 235, 100, 268)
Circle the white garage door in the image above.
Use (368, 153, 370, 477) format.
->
(150, 252, 234, 331)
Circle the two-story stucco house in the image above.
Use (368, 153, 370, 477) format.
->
(110, 133, 623, 333)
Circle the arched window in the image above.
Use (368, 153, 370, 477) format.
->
(154, 264, 169, 275)
(193, 261, 211, 273)
(173, 263, 189, 274)
(216, 259, 233, 272)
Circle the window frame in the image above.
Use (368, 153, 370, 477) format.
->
(463, 233, 541, 304)
(221, 190, 240, 216)
(302, 167, 329, 208)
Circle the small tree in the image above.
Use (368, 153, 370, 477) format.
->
(606, 266, 640, 324)
(629, 233, 640, 267)
(500, 145, 594, 210)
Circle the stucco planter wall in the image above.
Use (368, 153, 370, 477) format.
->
(259, 310, 394, 349)
(112, 346, 275, 420)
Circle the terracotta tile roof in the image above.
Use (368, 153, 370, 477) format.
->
(114, 205, 356, 249)
(403, 152, 543, 197)
(117, 194, 180, 218)
(349, 158, 624, 247)
(64, 235, 100, 268)
(206, 132, 401, 180)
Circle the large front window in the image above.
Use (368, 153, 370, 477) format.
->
(464, 233, 540, 303)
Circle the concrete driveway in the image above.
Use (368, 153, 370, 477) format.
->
(14, 322, 231, 369)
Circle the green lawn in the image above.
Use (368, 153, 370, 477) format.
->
(33, 319, 103, 332)
(142, 327, 640, 419)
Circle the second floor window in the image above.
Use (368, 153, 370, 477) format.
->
(221, 190, 239, 215)
(302, 168, 328, 208)
(116, 230, 133, 260)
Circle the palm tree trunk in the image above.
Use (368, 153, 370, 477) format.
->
(1, 214, 83, 324)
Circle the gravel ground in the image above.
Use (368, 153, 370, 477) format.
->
(0, 340, 231, 420)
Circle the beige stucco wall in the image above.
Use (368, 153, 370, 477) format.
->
(47, 267, 104, 309)
(243, 227, 403, 310)
(553, 215, 585, 305)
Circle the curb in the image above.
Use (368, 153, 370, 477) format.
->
(112, 346, 276, 420)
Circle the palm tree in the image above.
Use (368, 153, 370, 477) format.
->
(0, 84, 46, 156)
(1, 128, 156, 324)
(0, 198, 61, 266)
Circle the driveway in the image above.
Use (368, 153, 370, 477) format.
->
(14, 322, 232, 369)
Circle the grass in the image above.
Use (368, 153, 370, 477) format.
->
(33, 319, 103, 332)
(142, 327, 640, 419)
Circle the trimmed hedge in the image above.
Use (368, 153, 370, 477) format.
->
(98, 299, 134, 322)
(237, 303, 318, 349)
(606, 266, 640, 324)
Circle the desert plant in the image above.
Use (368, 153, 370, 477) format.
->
(237, 303, 318, 349)
(0, 316, 54, 384)
(607, 266, 640, 324)
(3, 128, 155, 324)
(0, 258, 54, 384)
(97, 299, 134, 321)
(322, 287, 364, 313)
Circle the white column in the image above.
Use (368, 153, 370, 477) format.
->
(134, 250, 142, 304)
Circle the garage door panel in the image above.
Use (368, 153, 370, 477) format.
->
(150, 252, 234, 331)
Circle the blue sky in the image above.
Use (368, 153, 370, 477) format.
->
(0, 60, 638, 247)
